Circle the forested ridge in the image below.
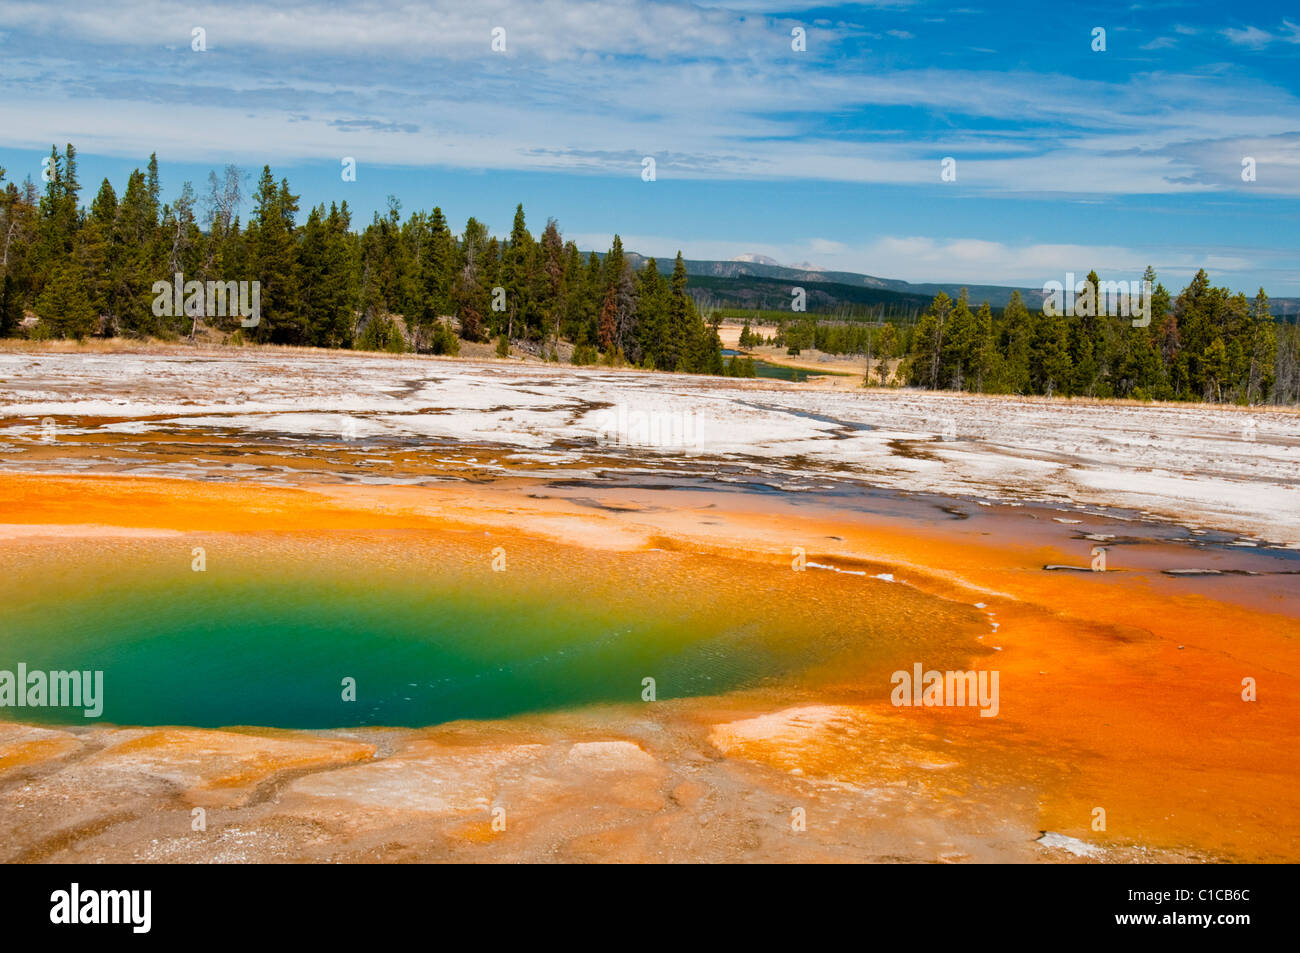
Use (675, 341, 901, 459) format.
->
(2, 145, 1295, 403)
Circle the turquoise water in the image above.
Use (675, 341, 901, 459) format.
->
(0, 536, 812, 728)
(0, 533, 980, 729)
(1, 571, 764, 729)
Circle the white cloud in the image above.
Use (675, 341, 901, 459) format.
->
(1221, 21, 1300, 49)
(0, 1, 1298, 199)
(809, 238, 849, 255)
(1222, 25, 1275, 49)
(0, 0, 776, 62)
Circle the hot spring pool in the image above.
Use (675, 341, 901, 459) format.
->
(0, 530, 984, 728)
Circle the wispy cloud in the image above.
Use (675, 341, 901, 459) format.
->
(0, 0, 1295, 292)
(1221, 20, 1300, 49)
(0, 1, 1296, 198)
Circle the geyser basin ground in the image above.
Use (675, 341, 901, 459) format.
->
(2, 471, 1296, 863)
(1, 346, 1298, 863)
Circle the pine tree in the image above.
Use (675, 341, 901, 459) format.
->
(246, 167, 301, 342)
(997, 291, 1032, 393)
(559, 241, 585, 343)
(36, 259, 96, 339)
(1034, 304, 1073, 397)
(538, 218, 565, 351)
(635, 258, 667, 368)
(972, 301, 996, 392)
(452, 217, 491, 341)
(941, 289, 975, 390)
(908, 291, 952, 388)
(83, 178, 119, 323)
(113, 169, 162, 335)
(598, 286, 617, 354)
(298, 203, 356, 348)
(1068, 270, 1101, 395)
(146, 153, 160, 217)
(667, 251, 692, 372)
(90, 178, 117, 225)
(501, 204, 535, 340)
(1246, 288, 1275, 403)
(579, 251, 602, 347)
(421, 206, 455, 322)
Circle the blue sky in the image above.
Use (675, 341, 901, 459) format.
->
(1, 0, 1297, 293)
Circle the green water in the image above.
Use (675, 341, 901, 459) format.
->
(753, 361, 823, 382)
(721, 349, 831, 382)
(0, 533, 981, 729)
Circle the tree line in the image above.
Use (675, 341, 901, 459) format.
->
(900, 272, 1295, 403)
(3, 145, 1295, 403)
(744, 273, 1297, 404)
(0, 145, 724, 374)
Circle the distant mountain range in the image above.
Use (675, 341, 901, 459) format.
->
(606, 252, 1300, 319)
(619, 251, 1046, 314)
